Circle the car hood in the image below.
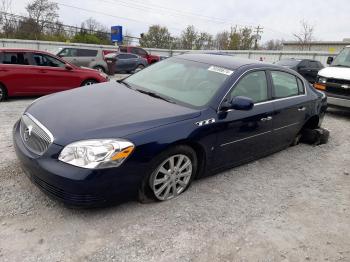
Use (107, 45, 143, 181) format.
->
(318, 66, 350, 81)
(25, 82, 201, 146)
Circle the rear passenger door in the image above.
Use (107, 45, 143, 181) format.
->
(269, 70, 309, 149)
(75, 49, 98, 68)
(0, 52, 37, 95)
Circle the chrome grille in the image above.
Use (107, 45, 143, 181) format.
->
(20, 114, 53, 155)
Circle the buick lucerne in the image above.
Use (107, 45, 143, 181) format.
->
(13, 54, 327, 206)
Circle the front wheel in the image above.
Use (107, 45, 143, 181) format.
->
(140, 146, 197, 202)
(0, 84, 7, 102)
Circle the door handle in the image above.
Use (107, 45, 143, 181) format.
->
(298, 106, 306, 112)
(261, 116, 273, 122)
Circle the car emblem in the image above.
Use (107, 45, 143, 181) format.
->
(23, 125, 33, 141)
(341, 84, 350, 89)
(196, 118, 216, 127)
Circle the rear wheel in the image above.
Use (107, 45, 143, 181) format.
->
(300, 128, 330, 145)
(136, 64, 145, 70)
(81, 79, 98, 86)
(139, 145, 197, 202)
(0, 84, 7, 102)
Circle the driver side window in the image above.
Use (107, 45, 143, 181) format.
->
(230, 71, 268, 103)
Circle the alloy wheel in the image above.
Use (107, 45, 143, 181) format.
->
(151, 154, 193, 201)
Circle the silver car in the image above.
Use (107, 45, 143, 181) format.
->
(57, 47, 117, 73)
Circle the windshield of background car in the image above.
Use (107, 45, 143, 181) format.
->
(275, 60, 300, 67)
(332, 48, 350, 67)
(124, 58, 232, 107)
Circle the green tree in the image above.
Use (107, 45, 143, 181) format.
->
(180, 25, 197, 50)
(194, 32, 214, 50)
(139, 25, 172, 49)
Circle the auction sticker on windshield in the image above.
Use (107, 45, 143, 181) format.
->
(208, 66, 234, 76)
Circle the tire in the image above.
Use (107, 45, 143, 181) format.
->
(300, 128, 330, 145)
(139, 145, 198, 203)
(93, 66, 106, 73)
(0, 84, 7, 102)
(137, 64, 145, 70)
(81, 79, 98, 86)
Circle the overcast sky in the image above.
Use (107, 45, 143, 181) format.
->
(10, 0, 350, 43)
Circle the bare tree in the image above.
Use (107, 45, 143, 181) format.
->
(26, 0, 59, 38)
(293, 20, 315, 51)
(263, 39, 283, 50)
(0, 0, 15, 37)
(215, 31, 230, 50)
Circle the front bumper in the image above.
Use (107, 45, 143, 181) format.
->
(327, 95, 350, 108)
(13, 121, 142, 207)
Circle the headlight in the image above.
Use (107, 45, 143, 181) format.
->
(99, 72, 108, 79)
(58, 139, 134, 169)
(318, 77, 327, 84)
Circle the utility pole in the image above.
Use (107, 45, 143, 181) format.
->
(254, 25, 264, 50)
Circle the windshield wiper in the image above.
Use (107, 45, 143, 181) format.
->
(136, 89, 176, 104)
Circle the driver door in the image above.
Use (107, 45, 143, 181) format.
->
(215, 70, 275, 169)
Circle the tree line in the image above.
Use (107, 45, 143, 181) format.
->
(3, 0, 316, 50)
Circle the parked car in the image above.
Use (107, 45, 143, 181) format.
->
(119, 46, 160, 64)
(0, 49, 108, 102)
(313, 46, 350, 108)
(13, 54, 327, 206)
(275, 58, 324, 83)
(57, 47, 118, 73)
(115, 53, 148, 73)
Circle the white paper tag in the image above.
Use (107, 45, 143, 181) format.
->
(208, 66, 233, 76)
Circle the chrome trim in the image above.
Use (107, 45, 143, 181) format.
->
(25, 113, 54, 143)
(327, 96, 350, 108)
(195, 118, 216, 126)
(220, 131, 271, 147)
(217, 68, 308, 112)
(273, 122, 300, 131)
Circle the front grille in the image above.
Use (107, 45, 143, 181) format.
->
(326, 79, 350, 97)
(20, 114, 53, 155)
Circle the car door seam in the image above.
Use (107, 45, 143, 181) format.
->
(273, 122, 300, 131)
(220, 131, 272, 147)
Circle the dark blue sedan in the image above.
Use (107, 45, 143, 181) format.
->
(13, 54, 327, 206)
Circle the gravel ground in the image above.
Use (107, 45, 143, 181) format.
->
(0, 95, 349, 262)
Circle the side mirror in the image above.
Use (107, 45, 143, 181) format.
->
(65, 65, 73, 70)
(327, 56, 334, 65)
(221, 96, 254, 111)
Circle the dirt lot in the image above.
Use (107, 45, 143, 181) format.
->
(0, 96, 349, 262)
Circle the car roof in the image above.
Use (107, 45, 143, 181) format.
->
(174, 53, 268, 70)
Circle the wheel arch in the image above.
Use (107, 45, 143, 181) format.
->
(302, 115, 320, 130)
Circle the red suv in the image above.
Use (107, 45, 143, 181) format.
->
(0, 49, 108, 102)
(119, 46, 160, 64)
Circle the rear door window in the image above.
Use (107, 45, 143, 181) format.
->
(119, 46, 128, 53)
(1, 52, 30, 65)
(77, 49, 98, 57)
(271, 71, 301, 98)
(58, 48, 77, 57)
(117, 54, 136, 59)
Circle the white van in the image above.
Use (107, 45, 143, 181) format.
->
(314, 46, 350, 108)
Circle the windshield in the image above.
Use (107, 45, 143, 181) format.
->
(124, 58, 232, 107)
(275, 60, 300, 67)
(332, 47, 350, 67)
